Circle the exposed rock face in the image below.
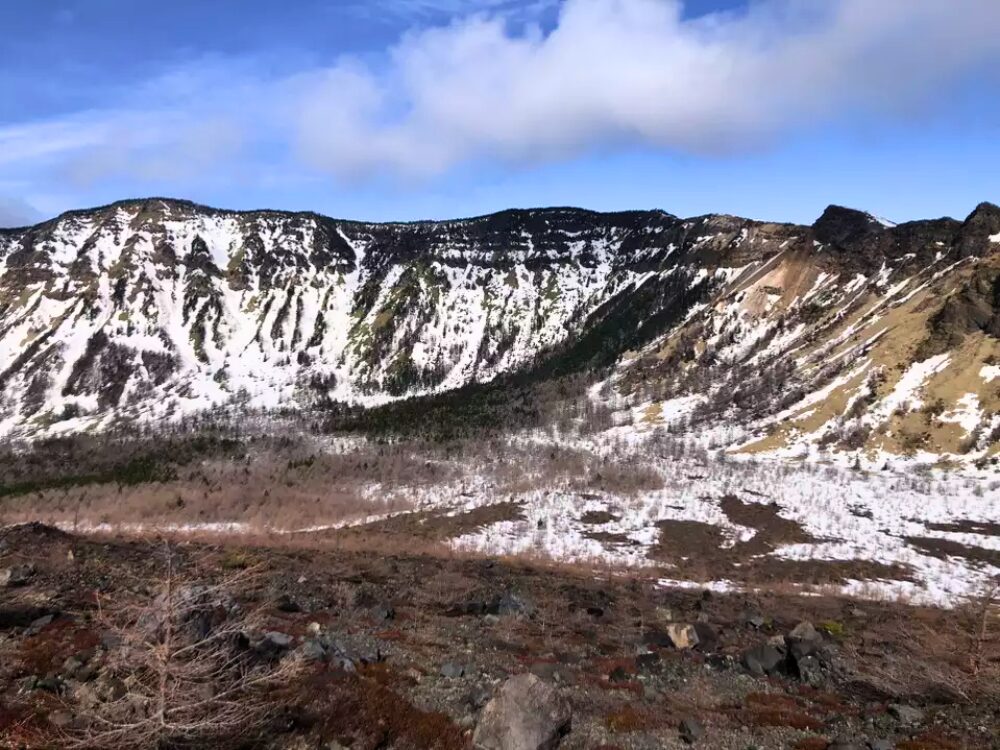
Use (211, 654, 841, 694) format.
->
(1, 197, 998, 463)
(473, 673, 571, 750)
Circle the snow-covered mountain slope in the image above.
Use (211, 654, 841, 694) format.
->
(1, 197, 999, 467)
(614, 203, 1000, 468)
(0, 198, 741, 438)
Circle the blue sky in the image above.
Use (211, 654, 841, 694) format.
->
(2, 0, 999, 227)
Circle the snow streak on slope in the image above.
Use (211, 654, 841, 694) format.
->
(613, 203, 1000, 468)
(1, 198, 999, 470)
(0, 201, 723, 439)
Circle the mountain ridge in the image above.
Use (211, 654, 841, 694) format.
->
(0, 197, 997, 468)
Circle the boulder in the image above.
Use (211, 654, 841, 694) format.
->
(742, 644, 784, 677)
(679, 716, 705, 744)
(24, 614, 55, 637)
(441, 662, 467, 679)
(743, 610, 766, 629)
(371, 604, 395, 622)
(529, 662, 568, 684)
(692, 623, 718, 652)
(869, 741, 895, 750)
(473, 673, 571, 750)
(642, 627, 673, 649)
(787, 621, 822, 660)
(666, 624, 700, 650)
(252, 631, 294, 659)
(655, 606, 676, 623)
(887, 704, 924, 726)
(299, 639, 328, 663)
(2, 563, 36, 587)
(608, 666, 630, 683)
(635, 652, 660, 672)
(467, 685, 494, 710)
(795, 655, 824, 687)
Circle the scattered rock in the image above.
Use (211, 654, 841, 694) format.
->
(253, 630, 294, 658)
(655, 606, 675, 622)
(473, 673, 571, 750)
(887, 704, 924, 726)
(828, 738, 865, 750)
(441, 662, 467, 679)
(299, 639, 328, 663)
(788, 620, 820, 640)
(744, 610, 766, 629)
(692, 622, 718, 652)
(264, 631, 294, 649)
(498, 593, 534, 617)
(642, 627, 673, 649)
(635, 652, 660, 672)
(795, 654, 824, 687)
(371, 604, 395, 622)
(24, 614, 55, 637)
(608, 666, 630, 683)
(743, 644, 784, 677)
(679, 716, 705, 744)
(766, 634, 787, 650)
(61, 649, 96, 681)
(529, 662, 567, 684)
(2, 563, 36, 587)
(666, 623, 700, 650)
(787, 621, 822, 660)
(467, 685, 494, 709)
(276, 594, 302, 613)
(0, 605, 56, 628)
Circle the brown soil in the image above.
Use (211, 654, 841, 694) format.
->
(650, 496, 904, 587)
(0, 524, 995, 750)
(904, 536, 1000, 567)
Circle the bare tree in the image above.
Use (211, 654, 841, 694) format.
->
(966, 575, 1000, 681)
(69, 546, 303, 749)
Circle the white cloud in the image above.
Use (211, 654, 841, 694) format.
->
(3, 0, 1000, 197)
(0, 60, 265, 190)
(293, 0, 1000, 179)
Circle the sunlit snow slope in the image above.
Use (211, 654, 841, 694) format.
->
(615, 204, 1000, 467)
(1, 197, 999, 465)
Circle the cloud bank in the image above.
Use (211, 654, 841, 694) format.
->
(296, 0, 1000, 178)
(4, 0, 1000, 198)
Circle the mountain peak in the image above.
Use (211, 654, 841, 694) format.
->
(812, 204, 888, 246)
(966, 201, 1000, 223)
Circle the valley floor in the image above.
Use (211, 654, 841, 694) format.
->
(2, 430, 997, 609)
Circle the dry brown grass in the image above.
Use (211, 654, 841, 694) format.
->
(846, 576, 1000, 704)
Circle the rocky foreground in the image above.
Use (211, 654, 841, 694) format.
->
(0, 523, 997, 749)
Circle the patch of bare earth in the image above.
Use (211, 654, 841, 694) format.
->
(904, 536, 1000, 567)
(650, 495, 913, 588)
(0, 524, 996, 750)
